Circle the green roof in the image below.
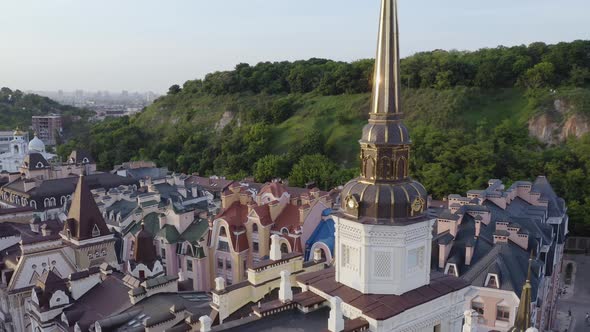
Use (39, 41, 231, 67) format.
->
(179, 219, 209, 244)
(140, 200, 159, 208)
(124, 212, 161, 236)
(157, 224, 180, 243)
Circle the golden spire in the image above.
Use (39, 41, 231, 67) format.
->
(371, 0, 402, 117)
(512, 252, 534, 331)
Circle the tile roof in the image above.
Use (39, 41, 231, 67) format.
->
(298, 268, 469, 321)
(63, 175, 111, 241)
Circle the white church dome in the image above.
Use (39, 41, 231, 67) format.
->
(28, 134, 46, 152)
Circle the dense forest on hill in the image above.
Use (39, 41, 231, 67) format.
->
(57, 40, 590, 231)
(0, 87, 93, 141)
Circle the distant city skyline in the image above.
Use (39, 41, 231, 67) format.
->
(1, 0, 588, 93)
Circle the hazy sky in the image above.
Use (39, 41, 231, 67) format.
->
(1, 0, 588, 93)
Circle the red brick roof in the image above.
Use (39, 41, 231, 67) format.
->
(297, 268, 470, 321)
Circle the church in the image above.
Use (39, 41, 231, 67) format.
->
(0, 130, 56, 173)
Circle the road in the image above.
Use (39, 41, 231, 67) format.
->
(557, 254, 590, 332)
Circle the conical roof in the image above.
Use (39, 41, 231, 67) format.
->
(63, 175, 111, 241)
(133, 223, 158, 268)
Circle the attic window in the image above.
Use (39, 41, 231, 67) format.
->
(445, 263, 458, 277)
(92, 224, 100, 237)
(82, 157, 89, 164)
(36, 162, 44, 168)
(486, 273, 500, 288)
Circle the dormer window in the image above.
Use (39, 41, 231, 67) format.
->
(92, 224, 100, 237)
(252, 223, 258, 233)
(219, 227, 227, 237)
(36, 162, 44, 169)
(485, 273, 500, 288)
(445, 263, 458, 277)
(82, 157, 89, 164)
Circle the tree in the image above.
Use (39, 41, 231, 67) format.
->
(519, 62, 556, 89)
(253, 155, 290, 182)
(289, 154, 338, 190)
(168, 84, 182, 95)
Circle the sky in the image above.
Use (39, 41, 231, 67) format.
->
(1, 0, 588, 93)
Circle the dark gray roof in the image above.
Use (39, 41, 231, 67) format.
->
(68, 150, 94, 164)
(532, 176, 565, 218)
(219, 307, 330, 332)
(126, 167, 169, 180)
(3, 173, 138, 200)
(22, 153, 50, 169)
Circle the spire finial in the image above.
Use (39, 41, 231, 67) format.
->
(371, 0, 402, 117)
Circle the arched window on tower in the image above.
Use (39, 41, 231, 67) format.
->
(380, 157, 392, 179)
(252, 223, 258, 233)
(396, 157, 407, 180)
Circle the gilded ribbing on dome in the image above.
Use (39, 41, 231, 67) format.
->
(371, 0, 402, 117)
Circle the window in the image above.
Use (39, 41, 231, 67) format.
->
(280, 243, 289, 254)
(487, 274, 499, 288)
(253, 241, 259, 253)
(219, 227, 227, 237)
(472, 302, 484, 315)
(139, 270, 145, 279)
(252, 224, 258, 233)
(161, 248, 166, 258)
(447, 264, 456, 276)
(101, 249, 106, 256)
(217, 258, 223, 269)
(187, 260, 193, 272)
(217, 240, 229, 252)
(497, 306, 510, 321)
(408, 247, 424, 271)
(92, 224, 100, 237)
(226, 259, 232, 269)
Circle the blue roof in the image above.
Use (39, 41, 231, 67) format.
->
(305, 209, 335, 260)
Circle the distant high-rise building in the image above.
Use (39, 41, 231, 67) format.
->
(32, 114, 62, 146)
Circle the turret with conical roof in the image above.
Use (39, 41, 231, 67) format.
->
(340, 0, 427, 224)
(133, 223, 158, 268)
(62, 174, 111, 242)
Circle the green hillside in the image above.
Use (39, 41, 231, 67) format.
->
(58, 41, 590, 231)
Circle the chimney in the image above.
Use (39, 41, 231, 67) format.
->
(159, 214, 167, 229)
(191, 186, 198, 197)
(465, 244, 474, 266)
(299, 204, 311, 225)
(23, 179, 37, 192)
(279, 270, 293, 303)
(214, 277, 226, 292)
(475, 218, 482, 237)
(328, 296, 344, 332)
(313, 248, 323, 262)
(178, 271, 185, 282)
(8, 173, 20, 183)
(199, 316, 212, 332)
(41, 224, 51, 236)
(269, 200, 281, 222)
(269, 234, 282, 261)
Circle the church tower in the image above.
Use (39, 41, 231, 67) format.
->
(335, 0, 433, 295)
(61, 175, 118, 269)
